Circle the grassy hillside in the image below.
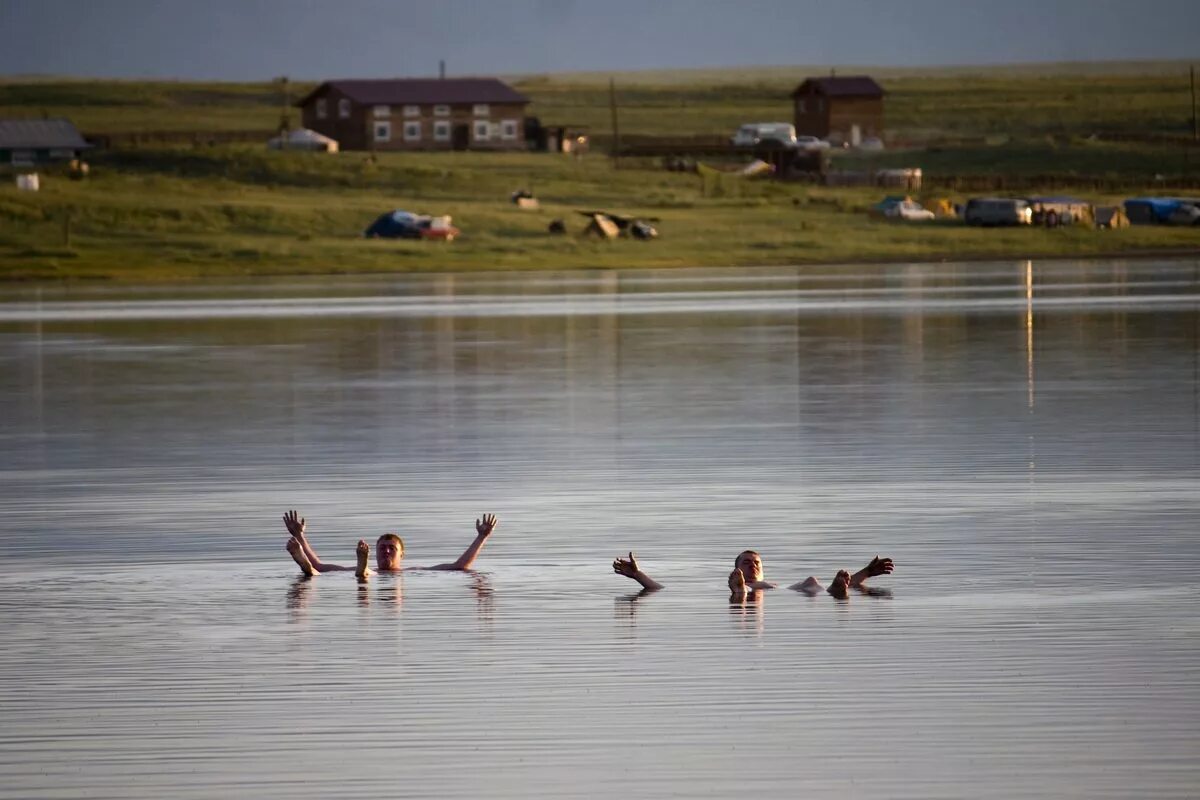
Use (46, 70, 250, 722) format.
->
(2, 61, 1196, 143)
(0, 64, 1196, 281)
(1, 146, 1196, 283)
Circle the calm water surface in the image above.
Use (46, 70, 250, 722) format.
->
(1, 259, 1198, 798)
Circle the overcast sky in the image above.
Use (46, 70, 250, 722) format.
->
(1, 0, 1197, 80)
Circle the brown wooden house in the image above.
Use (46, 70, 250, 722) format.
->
(791, 76, 884, 144)
(297, 78, 530, 152)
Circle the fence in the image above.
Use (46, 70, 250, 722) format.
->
(85, 129, 277, 149)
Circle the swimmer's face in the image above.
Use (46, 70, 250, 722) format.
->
(376, 536, 403, 570)
(735, 551, 763, 583)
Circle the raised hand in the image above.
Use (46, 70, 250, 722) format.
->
(728, 568, 747, 599)
(612, 552, 640, 578)
(865, 556, 894, 578)
(475, 513, 498, 538)
(283, 509, 307, 539)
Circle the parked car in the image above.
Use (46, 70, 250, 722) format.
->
(964, 197, 1033, 226)
(794, 135, 831, 151)
(1166, 202, 1200, 226)
(869, 196, 934, 221)
(857, 136, 885, 151)
(730, 122, 797, 148)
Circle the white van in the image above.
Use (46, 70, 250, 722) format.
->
(730, 123, 797, 148)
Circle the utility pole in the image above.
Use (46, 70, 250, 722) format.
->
(609, 77, 621, 169)
(439, 60, 446, 80)
(1191, 65, 1197, 142)
(277, 75, 291, 147)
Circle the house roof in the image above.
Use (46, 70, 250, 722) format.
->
(791, 76, 885, 98)
(0, 118, 92, 149)
(297, 78, 529, 107)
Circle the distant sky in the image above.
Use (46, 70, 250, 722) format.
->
(1, 0, 1197, 80)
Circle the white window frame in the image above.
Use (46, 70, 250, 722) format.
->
(500, 119, 518, 140)
(403, 120, 421, 142)
(316, 98, 328, 119)
(473, 103, 489, 117)
(338, 98, 351, 119)
(473, 119, 490, 141)
(374, 120, 391, 142)
(403, 105, 420, 118)
(373, 105, 390, 118)
(434, 104, 450, 117)
(433, 120, 451, 142)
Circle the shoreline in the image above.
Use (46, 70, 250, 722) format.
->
(2, 245, 1197, 287)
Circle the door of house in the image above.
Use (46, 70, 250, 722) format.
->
(452, 124, 469, 151)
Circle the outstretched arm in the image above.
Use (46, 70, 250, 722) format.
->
(430, 513, 498, 571)
(613, 552, 664, 591)
(849, 555, 894, 588)
(283, 509, 353, 572)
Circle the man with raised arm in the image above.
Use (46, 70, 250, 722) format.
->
(283, 509, 498, 579)
(612, 549, 894, 599)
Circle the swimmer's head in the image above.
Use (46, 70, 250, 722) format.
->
(376, 533, 404, 570)
(735, 550, 763, 583)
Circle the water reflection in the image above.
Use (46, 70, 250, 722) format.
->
(729, 592, 765, 637)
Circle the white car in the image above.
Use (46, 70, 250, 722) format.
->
(731, 122, 796, 148)
(1167, 203, 1200, 226)
(886, 200, 935, 221)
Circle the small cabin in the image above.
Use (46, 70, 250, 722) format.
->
(791, 76, 885, 146)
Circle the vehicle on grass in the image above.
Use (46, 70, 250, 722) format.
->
(1028, 196, 1091, 227)
(964, 197, 1033, 226)
(869, 196, 935, 221)
(731, 122, 797, 148)
(1166, 203, 1200, 226)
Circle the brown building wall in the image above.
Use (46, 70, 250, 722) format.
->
(301, 86, 370, 150)
(793, 94, 883, 142)
(300, 89, 526, 152)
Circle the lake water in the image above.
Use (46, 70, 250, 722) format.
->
(1, 259, 1198, 799)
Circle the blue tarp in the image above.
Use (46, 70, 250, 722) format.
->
(364, 210, 423, 239)
(1123, 198, 1182, 225)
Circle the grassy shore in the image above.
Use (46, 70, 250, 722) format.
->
(1, 64, 1198, 282)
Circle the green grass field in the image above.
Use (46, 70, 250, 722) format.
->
(0, 63, 1197, 282)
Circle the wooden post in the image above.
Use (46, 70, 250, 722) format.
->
(609, 78, 621, 169)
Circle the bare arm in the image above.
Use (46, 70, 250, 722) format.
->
(613, 552, 664, 591)
(283, 509, 354, 572)
(849, 555, 894, 588)
(429, 513, 498, 571)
